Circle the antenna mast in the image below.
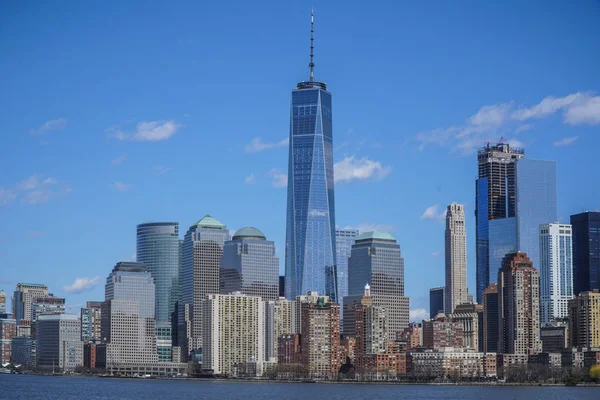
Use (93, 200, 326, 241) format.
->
(309, 9, 315, 82)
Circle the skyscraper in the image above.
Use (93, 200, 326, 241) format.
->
(475, 141, 524, 303)
(429, 287, 445, 318)
(335, 229, 359, 330)
(179, 215, 229, 356)
(498, 252, 542, 354)
(80, 301, 102, 342)
(539, 223, 574, 325)
(445, 204, 468, 314)
(220, 227, 279, 301)
(12, 283, 48, 322)
(570, 211, 600, 295)
(265, 297, 296, 361)
(482, 283, 499, 353)
(36, 314, 82, 371)
(568, 290, 600, 348)
(0, 290, 6, 314)
(136, 222, 180, 327)
(346, 232, 409, 338)
(101, 262, 158, 369)
(285, 11, 336, 301)
(202, 293, 265, 375)
(514, 159, 558, 271)
(0, 316, 16, 364)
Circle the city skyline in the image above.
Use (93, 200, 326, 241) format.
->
(1, 2, 600, 322)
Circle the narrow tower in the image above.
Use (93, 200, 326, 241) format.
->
(285, 10, 337, 300)
(445, 203, 468, 314)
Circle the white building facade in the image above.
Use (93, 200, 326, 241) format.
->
(445, 204, 468, 314)
(539, 223, 574, 325)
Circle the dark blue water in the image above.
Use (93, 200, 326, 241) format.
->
(0, 375, 598, 400)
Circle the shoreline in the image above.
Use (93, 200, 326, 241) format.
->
(10, 373, 600, 387)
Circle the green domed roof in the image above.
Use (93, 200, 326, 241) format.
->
(192, 215, 225, 229)
(233, 226, 266, 240)
(357, 231, 395, 241)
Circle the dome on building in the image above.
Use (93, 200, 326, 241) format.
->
(356, 231, 396, 241)
(232, 226, 266, 240)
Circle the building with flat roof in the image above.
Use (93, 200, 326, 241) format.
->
(36, 314, 82, 371)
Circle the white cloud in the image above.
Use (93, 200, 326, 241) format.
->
(269, 169, 287, 188)
(113, 120, 179, 141)
(415, 92, 600, 153)
(7, 175, 67, 205)
(334, 156, 391, 184)
(29, 118, 67, 135)
(342, 223, 396, 234)
(63, 277, 101, 294)
(244, 173, 256, 184)
(431, 250, 441, 257)
(564, 95, 600, 125)
(112, 182, 131, 192)
(244, 137, 289, 153)
(410, 308, 429, 322)
(111, 155, 127, 166)
(421, 204, 447, 221)
(553, 136, 579, 147)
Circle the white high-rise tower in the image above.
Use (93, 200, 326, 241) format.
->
(445, 204, 468, 314)
(539, 223, 574, 325)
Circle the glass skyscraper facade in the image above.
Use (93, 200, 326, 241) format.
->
(284, 17, 336, 300)
(570, 211, 600, 295)
(136, 222, 180, 326)
(335, 229, 358, 327)
(488, 217, 517, 285)
(515, 158, 557, 271)
(475, 142, 524, 303)
(220, 226, 279, 301)
(429, 287, 445, 318)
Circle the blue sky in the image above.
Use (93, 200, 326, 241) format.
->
(1, 1, 599, 320)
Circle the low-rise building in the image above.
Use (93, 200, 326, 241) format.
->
(410, 348, 496, 378)
(422, 315, 464, 350)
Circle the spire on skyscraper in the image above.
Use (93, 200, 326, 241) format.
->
(309, 9, 315, 82)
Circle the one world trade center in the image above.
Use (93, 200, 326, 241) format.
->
(285, 11, 337, 301)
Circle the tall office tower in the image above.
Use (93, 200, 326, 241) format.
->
(265, 297, 296, 362)
(539, 223, 574, 325)
(482, 283, 499, 353)
(12, 283, 48, 322)
(498, 252, 542, 354)
(475, 141, 524, 303)
(36, 314, 82, 371)
(450, 304, 480, 350)
(335, 229, 359, 330)
(300, 296, 342, 378)
(80, 301, 102, 341)
(429, 287, 445, 318)
(0, 290, 6, 313)
(514, 159, 557, 271)
(101, 262, 158, 369)
(220, 227, 279, 301)
(346, 232, 409, 338)
(354, 284, 387, 358)
(278, 276, 285, 298)
(136, 223, 180, 335)
(570, 212, 600, 295)
(179, 215, 229, 357)
(202, 293, 265, 375)
(445, 204, 468, 314)
(0, 315, 16, 364)
(285, 11, 337, 301)
(31, 295, 65, 324)
(568, 290, 600, 348)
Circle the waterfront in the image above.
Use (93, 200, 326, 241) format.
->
(0, 375, 598, 400)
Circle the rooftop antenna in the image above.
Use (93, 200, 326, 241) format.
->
(309, 9, 315, 82)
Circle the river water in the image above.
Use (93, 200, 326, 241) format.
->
(0, 374, 598, 400)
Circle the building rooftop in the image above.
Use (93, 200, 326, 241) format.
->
(192, 214, 225, 229)
(37, 314, 79, 321)
(356, 231, 396, 242)
(113, 261, 148, 273)
(232, 226, 266, 240)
